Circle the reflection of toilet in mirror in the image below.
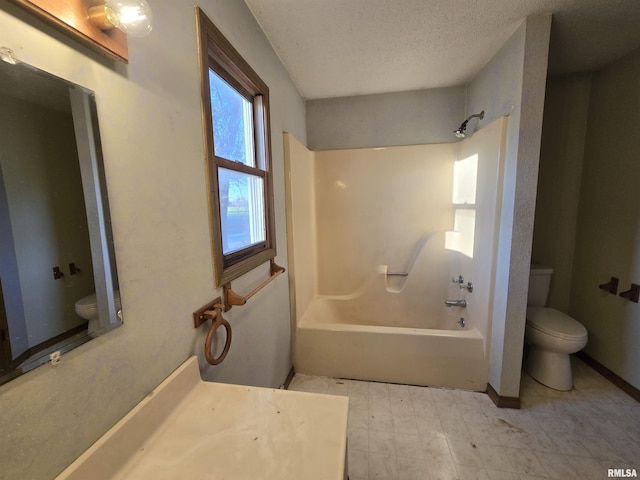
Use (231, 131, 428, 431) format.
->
(75, 291, 122, 330)
(525, 265, 588, 390)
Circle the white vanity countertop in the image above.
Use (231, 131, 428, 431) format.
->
(56, 357, 349, 480)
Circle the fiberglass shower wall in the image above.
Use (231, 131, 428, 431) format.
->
(313, 143, 457, 323)
(285, 117, 507, 337)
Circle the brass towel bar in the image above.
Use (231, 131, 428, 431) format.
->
(223, 261, 285, 311)
(193, 259, 286, 365)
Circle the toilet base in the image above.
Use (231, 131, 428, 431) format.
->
(525, 347, 573, 391)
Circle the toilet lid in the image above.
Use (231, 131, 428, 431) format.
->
(75, 291, 121, 309)
(76, 293, 98, 309)
(526, 307, 587, 340)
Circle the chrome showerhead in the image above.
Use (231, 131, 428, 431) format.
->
(453, 110, 484, 139)
(453, 126, 467, 138)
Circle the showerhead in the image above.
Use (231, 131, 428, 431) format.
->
(453, 123, 468, 138)
(453, 110, 485, 139)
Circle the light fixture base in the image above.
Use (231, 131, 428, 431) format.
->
(87, 5, 115, 31)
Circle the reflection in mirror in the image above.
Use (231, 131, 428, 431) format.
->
(0, 50, 122, 386)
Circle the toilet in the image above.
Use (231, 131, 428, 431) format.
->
(75, 290, 122, 322)
(525, 265, 588, 390)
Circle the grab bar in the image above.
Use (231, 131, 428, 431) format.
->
(386, 272, 408, 277)
(444, 299, 467, 308)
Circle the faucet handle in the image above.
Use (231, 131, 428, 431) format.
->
(452, 275, 464, 285)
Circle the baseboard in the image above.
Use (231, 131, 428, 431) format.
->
(281, 366, 295, 390)
(486, 382, 521, 409)
(576, 351, 640, 403)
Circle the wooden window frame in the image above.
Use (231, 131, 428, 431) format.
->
(197, 8, 276, 287)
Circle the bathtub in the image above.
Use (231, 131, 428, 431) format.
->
(295, 273, 488, 391)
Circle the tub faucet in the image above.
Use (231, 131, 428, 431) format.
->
(444, 299, 467, 308)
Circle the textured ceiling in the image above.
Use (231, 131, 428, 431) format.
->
(244, 0, 640, 100)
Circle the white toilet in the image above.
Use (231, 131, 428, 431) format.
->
(525, 265, 588, 390)
(75, 290, 122, 322)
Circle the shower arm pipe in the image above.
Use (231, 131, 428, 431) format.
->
(465, 111, 484, 122)
(454, 110, 485, 137)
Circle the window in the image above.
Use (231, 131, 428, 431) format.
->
(197, 8, 275, 286)
(445, 154, 478, 258)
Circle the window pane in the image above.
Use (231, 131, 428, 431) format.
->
(452, 154, 478, 204)
(209, 69, 255, 166)
(218, 167, 266, 255)
(445, 209, 476, 259)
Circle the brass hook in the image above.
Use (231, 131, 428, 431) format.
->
(619, 283, 639, 303)
(598, 276, 619, 294)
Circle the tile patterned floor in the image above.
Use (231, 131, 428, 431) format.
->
(288, 357, 640, 480)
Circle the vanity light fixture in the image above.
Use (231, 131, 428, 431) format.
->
(88, 0, 153, 38)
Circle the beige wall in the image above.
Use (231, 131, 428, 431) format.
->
(283, 133, 317, 356)
(569, 48, 640, 389)
(0, 1, 305, 479)
(533, 48, 640, 390)
(314, 144, 457, 298)
(532, 75, 591, 312)
(286, 140, 458, 318)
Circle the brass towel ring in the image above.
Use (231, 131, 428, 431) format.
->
(204, 307, 232, 365)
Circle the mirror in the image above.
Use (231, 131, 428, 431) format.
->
(0, 49, 122, 386)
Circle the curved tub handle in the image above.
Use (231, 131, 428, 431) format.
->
(204, 307, 232, 365)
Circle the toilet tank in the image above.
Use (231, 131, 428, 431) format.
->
(528, 265, 554, 307)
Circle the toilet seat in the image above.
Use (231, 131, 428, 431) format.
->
(75, 291, 121, 316)
(526, 307, 587, 341)
(75, 294, 97, 318)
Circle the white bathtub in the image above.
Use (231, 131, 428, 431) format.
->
(295, 291, 488, 391)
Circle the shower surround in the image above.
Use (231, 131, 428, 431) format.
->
(285, 118, 507, 390)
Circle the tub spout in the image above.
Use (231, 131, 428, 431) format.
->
(444, 299, 467, 308)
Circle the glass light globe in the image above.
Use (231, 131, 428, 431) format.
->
(105, 0, 153, 38)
